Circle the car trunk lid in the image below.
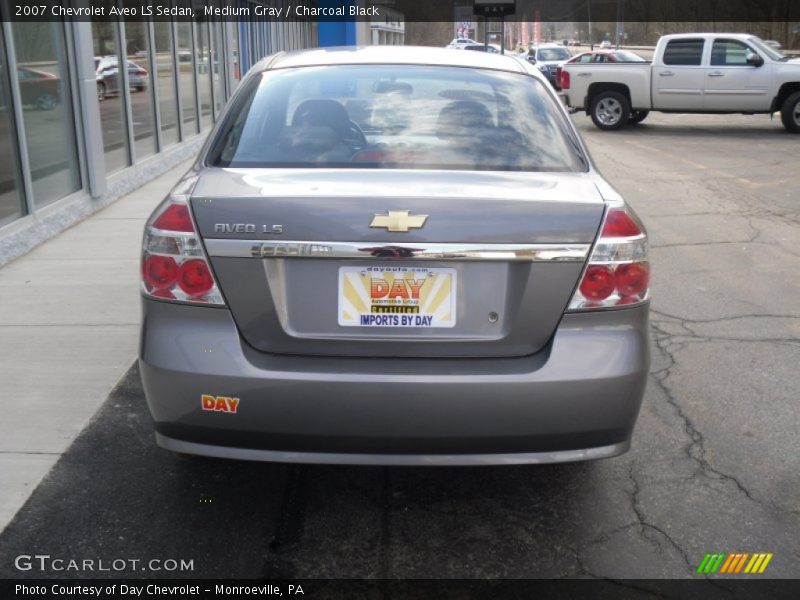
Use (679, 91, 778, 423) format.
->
(193, 168, 605, 358)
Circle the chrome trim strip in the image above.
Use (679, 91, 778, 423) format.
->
(203, 239, 591, 262)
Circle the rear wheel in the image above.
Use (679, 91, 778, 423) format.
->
(780, 91, 800, 133)
(35, 93, 57, 111)
(590, 91, 630, 131)
(629, 110, 649, 125)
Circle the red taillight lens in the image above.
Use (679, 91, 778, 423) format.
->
(178, 259, 214, 296)
(615, 262, 649, 296)
(601, 208, 642, 238)
(152, 204, 193, 232)
(579, 265, 616, 301)
(143, 255, 178, 290)
(569, 205, 649, 311)
(560, 69, 570, 90)
(142, 195, 225, 305)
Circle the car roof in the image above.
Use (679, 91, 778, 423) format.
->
(661, 32, 755, 41)
(263, 46, 529, 75)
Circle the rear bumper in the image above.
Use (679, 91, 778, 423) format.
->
(139, 299, 649, 465)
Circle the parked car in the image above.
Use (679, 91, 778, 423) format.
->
(16, 66, 60, 110)
(524, 43, 572, 86)
(460, 43, 501, 53)
(555, 50, 647, 91)
(446, 38, 478, 49)
(95, 56, 148, 101)
(599, 40, 612, 49)
(763, 40, 782, 50)
(565, 50, 647, 64)
(139, 46, 650, 466)
(561, 33, 800, 132)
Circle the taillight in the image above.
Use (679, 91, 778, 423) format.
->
(560, 68, 570, 90)
(141, 192, 225, 305)
(568, 205, 649, 310)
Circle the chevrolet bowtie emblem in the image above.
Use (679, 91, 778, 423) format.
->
(370, 210, 428, 232)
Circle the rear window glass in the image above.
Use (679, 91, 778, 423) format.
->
(208, 64, 585, 172)
(663, 39, 705, 66)
(536, 48, 571, 61)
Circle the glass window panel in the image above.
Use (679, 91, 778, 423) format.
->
(710, 40, 750, 66)
(195, 22, 213, 131)
(210, 20, 225, 117)
(231, 23, 240, 83)
(124, 21, 156, 159)
(12, 21, 81, 208)
(176, 22, 198, 136)
(0, 26, 25, 226)
(153, 22, 179, 147)
(92, 20, 130, 173)
(663, 39, 705, 66)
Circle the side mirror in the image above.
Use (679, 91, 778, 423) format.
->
(746, 52, 764, 67)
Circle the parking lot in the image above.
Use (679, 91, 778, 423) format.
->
(0, 111, 798, 581)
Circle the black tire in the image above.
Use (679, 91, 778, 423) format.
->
(97, 82, 106, 101)
(780, 91, 800, 133)
(629, 110, 650, 125)
(35, 93, 57, 111)
(590, 91, 630, 131)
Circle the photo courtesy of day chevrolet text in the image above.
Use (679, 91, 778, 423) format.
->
(13, 583, 303, 598)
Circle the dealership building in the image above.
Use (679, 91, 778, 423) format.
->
(0, 2, 403, 265)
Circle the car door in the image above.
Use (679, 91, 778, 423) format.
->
(703, 39, 772, 111)
(652, 38, 706, 110)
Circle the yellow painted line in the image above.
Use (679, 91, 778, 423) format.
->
(624, 140, 760, 188)
(744, 554, 760, 573)
(758, 553, 773, 573)
(734, 553, 749, 573)
(749, 553, 766, 573)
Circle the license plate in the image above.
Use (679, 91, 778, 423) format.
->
(338, 266, 457, 328)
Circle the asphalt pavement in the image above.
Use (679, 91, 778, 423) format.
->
(0, 111, 798, 582)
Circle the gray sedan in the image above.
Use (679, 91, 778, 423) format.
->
(139, 47, 650, 465)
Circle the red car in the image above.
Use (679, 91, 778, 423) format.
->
(555, 50, 646, 91)
(16, 66, 61, 111)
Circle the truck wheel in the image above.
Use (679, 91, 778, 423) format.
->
(590, 91, 630, 130)
(629, 110, 649, 125)
(780, 91, 800, 133)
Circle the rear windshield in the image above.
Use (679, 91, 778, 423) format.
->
(536, 48, 571, 61)
(208, 64, 586, 172)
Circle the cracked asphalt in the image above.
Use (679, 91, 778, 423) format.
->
(0, 112, 798, 582)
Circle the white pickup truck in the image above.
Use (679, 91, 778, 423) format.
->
(560, 33, 800, 132)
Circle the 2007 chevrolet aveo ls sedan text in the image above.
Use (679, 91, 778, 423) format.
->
(139, 47, 650, 466)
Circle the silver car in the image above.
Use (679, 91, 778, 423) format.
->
(139, 47, 650, 466)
